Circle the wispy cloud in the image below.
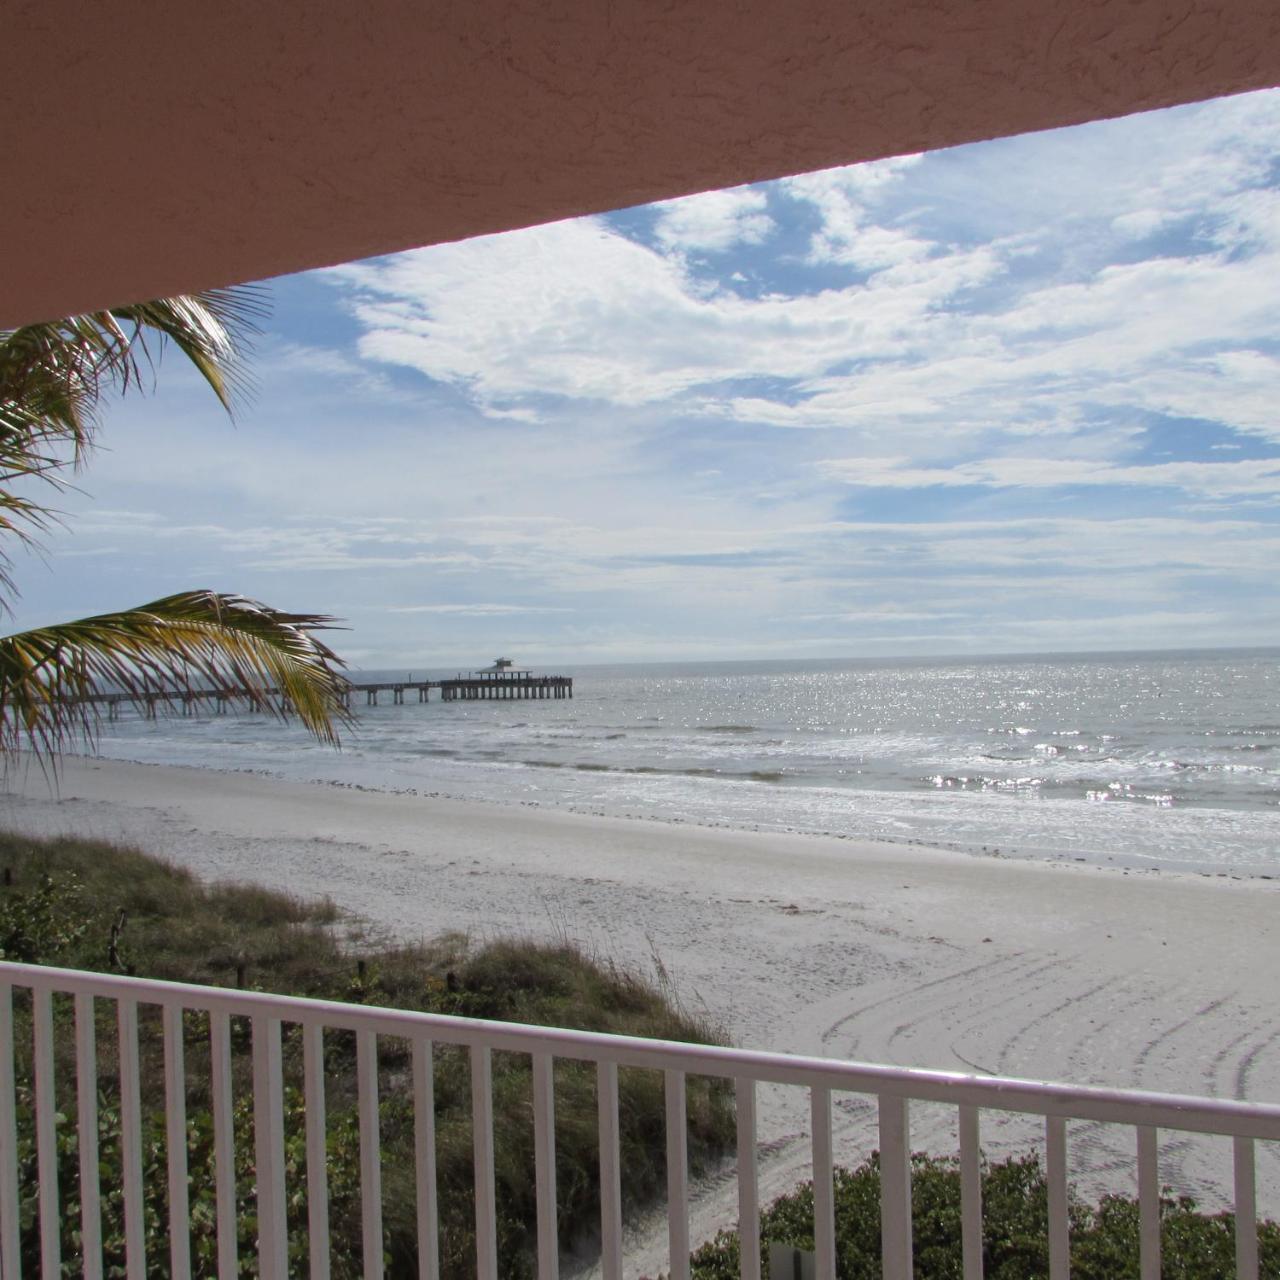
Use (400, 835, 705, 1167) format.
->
(328, 216, 1002, 411)
(820, 456, 1280, 499)
(652, 186, 775, 253)
(387, 603, 574, 616)
(327, 91, 1280, 509)
(783, 155, 928, 269)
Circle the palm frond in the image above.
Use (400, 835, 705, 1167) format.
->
(108, 288, 267, 413)
(0, 590, 352, 761)
(0, 287, 265, 454)
(0, 287, 267, 615)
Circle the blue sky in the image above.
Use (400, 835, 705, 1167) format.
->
(13, 89, 1280, 667)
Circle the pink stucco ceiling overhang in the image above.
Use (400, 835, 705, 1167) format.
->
(4, 0, 1279, 328)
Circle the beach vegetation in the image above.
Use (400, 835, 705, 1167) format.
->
(687, 1151, 1280, 1279)
(0, 830, 734, 1278)
(0, 293, 350, 761)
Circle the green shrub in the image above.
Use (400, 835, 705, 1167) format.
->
(0, 870, 90, 962)
(1, 832, 735, 1278)
(689, 1152, 1280, 1279)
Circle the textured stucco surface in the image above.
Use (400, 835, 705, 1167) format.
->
(4, 0, 1279, 325)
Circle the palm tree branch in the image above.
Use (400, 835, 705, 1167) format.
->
(0, 287, 265, 463)
(0, 590, 352, 758)
(109, 289, 267, 411)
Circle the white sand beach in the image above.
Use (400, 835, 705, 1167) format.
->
(3, 756, 1279, 1269)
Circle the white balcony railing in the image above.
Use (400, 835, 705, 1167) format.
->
(2, 960, 1278, 1280)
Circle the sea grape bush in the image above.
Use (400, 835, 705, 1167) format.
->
(11, 1046, 730, 1279)
(12, 1079, 366, 1278)
(1, 841, 735, 1280)
(687, 1152, 1280, 1279)
(0, 869, 90, 963)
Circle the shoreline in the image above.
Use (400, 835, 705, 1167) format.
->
(78, 743, 1280, 881)
(4, 754, 1280, 1262)
(6, 751, 1253, 895)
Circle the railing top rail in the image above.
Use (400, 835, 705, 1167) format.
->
(3, 960, 1277, 1139)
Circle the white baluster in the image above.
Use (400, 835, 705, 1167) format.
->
(358, 1029, 384, 1279)
(598, 1060, 623, 1280)
(811, 1087, 835, 1280)
(736, 1078, 760, 1280)
(118, 998, 145, 1280)
(1235, 1135, 1258, 1280)
(958, 1105, 982, 1280)
(414, 1038, 440, 1280)
(209, 1010, 237, 1280)
(163, 1003, 191, 1280)
(1137, 1126, 1159, 1280)
(1045, 1116, 1069, 1280)
(531, 1052, 558, 1280)
(303, 1023, 331, 1280)
(33, 988, 59, 1279)
(75, 992, 103, 1280)
(879, 1094, 912, 1279)
(252, 1015, 287, 1280)
(666, 1069, 690, 1280)
(0, 983, 17, 1280)
(472, 1045, 498, 1280)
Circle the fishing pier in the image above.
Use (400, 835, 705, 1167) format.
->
(87, 662, 572, 719)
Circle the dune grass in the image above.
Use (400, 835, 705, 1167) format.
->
(0, 830, 735, 1278)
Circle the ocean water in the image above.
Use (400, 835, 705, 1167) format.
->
(91, 650, 1280, 875)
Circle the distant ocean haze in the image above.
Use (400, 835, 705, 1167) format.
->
(93, 651, 1280, 876)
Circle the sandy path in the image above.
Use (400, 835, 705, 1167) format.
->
(3, 757, 1279, 1273)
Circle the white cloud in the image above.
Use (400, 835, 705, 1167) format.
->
(387, 603, 573, 616)
(720, 244, 1280, 440)
(1110, 209, 1172, 240)
(783, 155, 928, 268)
(1125, 350, 1280, 442)
(782, 608, 963, 623)
(332, 218, 1000, 410)
(821, 455, 1280, 498)
(266, 342, 365, 379)
(652, 187, 774, 253)
(326, 92, 1280, 464)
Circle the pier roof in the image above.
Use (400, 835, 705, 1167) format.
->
(4, 1, 1279, 328)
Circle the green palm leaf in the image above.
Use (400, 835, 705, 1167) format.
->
(0, 288, 351, 757)
(0, 590, 352, 759)
(0, 290, 265, 551)
(0, 289, 264, 433)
